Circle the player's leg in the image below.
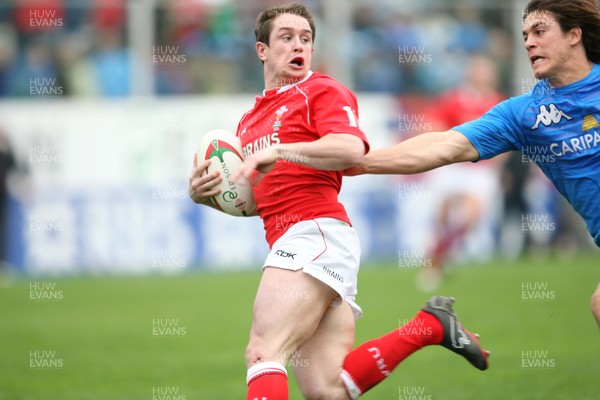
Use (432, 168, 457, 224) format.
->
(421, 192, 484, 292)
(420, 197, 452, 291)
(433, 194, 482, 264)
(340, 296, 490, 399)
(293, 296, 490, 400)
(591, 281, 600, 329)
(245, 266, 338, 400)
(293, 300, 443, 400)
(292, 301, 355, 400)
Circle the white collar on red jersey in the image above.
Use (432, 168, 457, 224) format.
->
(262, 70, 314, 96)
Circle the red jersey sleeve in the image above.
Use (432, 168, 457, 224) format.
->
(309, 79, 370, 153)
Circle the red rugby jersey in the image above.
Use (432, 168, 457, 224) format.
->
(237, 71, 370, 247)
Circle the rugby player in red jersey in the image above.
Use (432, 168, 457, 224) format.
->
(190, 4, 489, 399)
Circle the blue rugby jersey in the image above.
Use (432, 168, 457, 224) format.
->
(455, 64, 600, 246)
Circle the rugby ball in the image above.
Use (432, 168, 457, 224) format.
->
(197, 129, 256, 217)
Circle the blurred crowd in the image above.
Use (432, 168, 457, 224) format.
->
(0, 0, 593, 268)
(0, 0, 514, 97)
(0, 0, 129, 97)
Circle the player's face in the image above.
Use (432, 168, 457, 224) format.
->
(257, 13, 313, 89)
(522, 11, 577, 83)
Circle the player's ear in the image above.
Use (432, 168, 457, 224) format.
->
(256, 42, 268, 63)
(568, 26, 583, 46)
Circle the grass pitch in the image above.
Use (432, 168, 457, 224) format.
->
(1, 253, 598, 399)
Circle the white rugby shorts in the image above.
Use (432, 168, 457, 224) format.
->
(263, 217, 362, 319)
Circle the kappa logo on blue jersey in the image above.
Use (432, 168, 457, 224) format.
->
(531, 104, 573, 130)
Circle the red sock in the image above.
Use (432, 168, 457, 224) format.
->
(246, 362, 288, 400)
(432, 225, 469, 262)
(341, 310, 443, 398)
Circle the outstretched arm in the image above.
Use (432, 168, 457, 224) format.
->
(348, 130, 479, 175)
(233, 133, 366, 183)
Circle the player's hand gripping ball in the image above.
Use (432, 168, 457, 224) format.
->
(197, 129, 256, 216)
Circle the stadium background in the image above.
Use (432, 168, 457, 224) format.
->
(0, 0, 598, 399)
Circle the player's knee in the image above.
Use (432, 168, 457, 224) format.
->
(302, 385, 348, 400)
(299, 377, 350, 400)
(244, 338, 285, 367)
(245, 341, 267, 367)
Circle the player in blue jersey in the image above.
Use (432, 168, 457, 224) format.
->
(348, 0, 600, 329)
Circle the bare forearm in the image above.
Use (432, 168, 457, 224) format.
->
(276, 134, 365, 171)
(356, 130, 478, 175)
(359, 139, 451, 175)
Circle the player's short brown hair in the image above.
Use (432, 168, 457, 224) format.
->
(524, 0, 600, 63)
(255, 3, 316, 46)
